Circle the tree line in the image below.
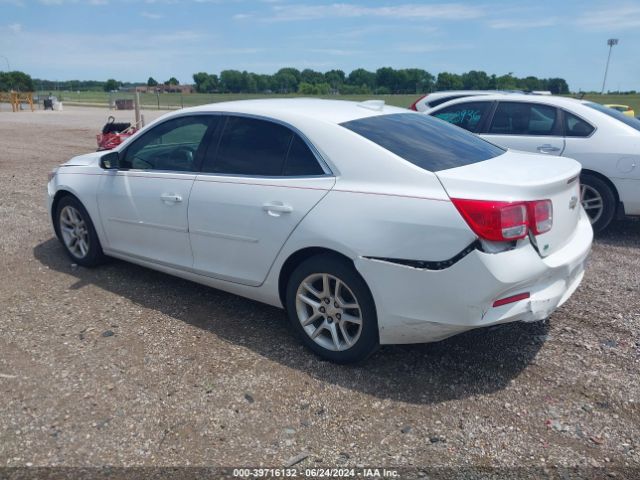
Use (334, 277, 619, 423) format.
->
(2, 68, 570, 95)
(192, 68, 570, 95)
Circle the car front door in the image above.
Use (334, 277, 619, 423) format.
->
(481, 101, 565, 156)
(97, 115, 214, 268)
(188, 115, 335, 286)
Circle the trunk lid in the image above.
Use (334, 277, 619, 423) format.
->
(435, 150, 582, 257)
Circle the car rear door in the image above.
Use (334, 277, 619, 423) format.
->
(481, 101, 565, 156)
(97, 115, 214, 268)
(188, 115, 335, 286)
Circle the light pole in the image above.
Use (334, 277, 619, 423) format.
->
(601, 38, 618, 94)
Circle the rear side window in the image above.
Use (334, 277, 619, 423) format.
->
(208, 116, 292, 176)
(564, 111, 595, 137)
(284, 135, 325, 176)
(585, 102, 640, 132)
(431, 101, 492, 132)
(204, 116, 325, 176)
(489, 102, 558, 136)
(341, 113, 504, 172)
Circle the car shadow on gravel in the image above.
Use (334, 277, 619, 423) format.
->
(35, 238, 550, 405)
(595, 217, 640, 249)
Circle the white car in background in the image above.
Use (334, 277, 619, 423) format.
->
(409, 90, 523, 111)
(47, 99, 592, 363)
(424, 94, 640, 231)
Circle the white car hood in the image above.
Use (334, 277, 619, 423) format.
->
(63, 151, 102, 167)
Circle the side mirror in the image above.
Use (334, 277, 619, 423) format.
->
(100, 151, 119, 169)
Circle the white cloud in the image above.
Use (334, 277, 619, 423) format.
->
(37, 0, 108, 4)
(8, 23, 23, 33)
(489, 17, 557, 29)
(141, 11, 163, 19)
(575, 4, 640, 30)
(238, 3, 485, 22)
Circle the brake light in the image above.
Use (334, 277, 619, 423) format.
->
(451, 198, 553, 242)
(529, 199, 553, 234)
(451, 199, 528, 241)
(409, 94, 427, 111)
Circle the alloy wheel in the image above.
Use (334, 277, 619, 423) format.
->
(580, 184, 604, 225)
(59, 205, 90, 258)
(295, 273, 363, 352)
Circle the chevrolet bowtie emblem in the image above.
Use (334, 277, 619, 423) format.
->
(569, 196, 578, 209)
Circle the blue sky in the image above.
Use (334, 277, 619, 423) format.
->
(0, 0, 639, 91)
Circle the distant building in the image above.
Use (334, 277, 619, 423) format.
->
(133, 84, 194, 94)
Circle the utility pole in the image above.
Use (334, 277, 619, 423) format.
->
(601, 38, 618, 94)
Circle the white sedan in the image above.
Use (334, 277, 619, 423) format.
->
(47, 99, 592, 363)
(423, 93, 640, 232)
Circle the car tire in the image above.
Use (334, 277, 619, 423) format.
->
(285, 254, 379, 364)
(580, 173, 616, 233)
(55, 195, 105, 267)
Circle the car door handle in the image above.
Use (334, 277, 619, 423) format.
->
(537, 144, 561, 153)
(160, 193, 182, 204)
(262, 202, 293, 217)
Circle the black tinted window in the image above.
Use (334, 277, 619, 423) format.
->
(341, 113, 504, 172)
(432, 101, 492, 132)
(284, 136, 325, 175)
(208, 117, 293, 175)
(564, 111, 595, 137)
(122, 116, 212, 171)
(585, 102, 640, 132)
(489, 102, 558, 136)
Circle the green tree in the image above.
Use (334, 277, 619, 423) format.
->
(546, 78, 569, 94)
(461, 70, 491, 90)
(301, 69, 325, 85)
(0, 71, 34, 91)
(147, 77, 158, 87)
(435, 72, 463, 91)
(324, 69, 345, 91)
(220, 70, 244, 92)
(164, 77, 179, 86)
(192, 72, 218, 93)
(347, 68, 376, 90)
(103, 78, 121, 92)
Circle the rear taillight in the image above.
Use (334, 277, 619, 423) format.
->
(529, 199, 553, 235)
(451, 198, 553, 242)
(409, 94, 427, 111)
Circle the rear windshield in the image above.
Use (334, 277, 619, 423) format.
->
(585, 102, 640, 132)
(341, 113, 505, 171)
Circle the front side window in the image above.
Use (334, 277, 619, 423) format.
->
(205, 116, 324, 176)
(341, 113, 504, 172)
(432, 101, 492, 132)
(564, 111, 595, 137)
(121, 116, 212, 171)
(489, 102, 558, 136)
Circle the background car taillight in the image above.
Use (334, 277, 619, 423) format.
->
(451, 198, 553, 242)
(408, 94, 427, 111)
(529, 199, 553, 235)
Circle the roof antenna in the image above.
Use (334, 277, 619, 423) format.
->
(357, 100, 385, 111)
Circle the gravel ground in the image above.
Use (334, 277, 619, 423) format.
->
(0, 107, 639, 478)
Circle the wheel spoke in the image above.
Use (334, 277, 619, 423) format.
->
(297, 293, 320, 309)
(341, 313, 362, 326)
(301, 311, 322, 327)
(339, 322, 352, 347)
(321, 274, 330, 297)
(310, 322, 326, 339)
(302, 281, 322, 300)
(333, 278, 342, 299)
(328, 323, 341, 350)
